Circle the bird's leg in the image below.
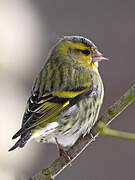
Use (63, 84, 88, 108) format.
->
(55, 137, 71, 163)
(88, 132, 95, 141)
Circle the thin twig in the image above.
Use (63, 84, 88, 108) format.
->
(29, 84, 135, 180)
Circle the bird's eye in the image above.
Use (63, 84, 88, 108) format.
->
(81, 49, 90, 56)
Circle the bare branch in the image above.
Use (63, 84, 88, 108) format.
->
(29, 84, 135, 180)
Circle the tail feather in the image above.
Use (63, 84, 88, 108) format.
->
(8, 138, 22, 151)
(12, 127, 25, 139)
(9, 132, 31, 152)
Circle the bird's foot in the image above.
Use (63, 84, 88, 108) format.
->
(55, 138, 71, 165)
(88, 133, 95, 141)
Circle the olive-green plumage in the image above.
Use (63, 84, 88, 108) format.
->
(9, 36, 106, 152)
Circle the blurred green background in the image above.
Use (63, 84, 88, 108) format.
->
(0, 0, 135, 179)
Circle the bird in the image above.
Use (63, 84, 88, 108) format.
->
(9, 36, 107, 160)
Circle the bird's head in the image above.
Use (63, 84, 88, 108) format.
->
(52, 36, 107, 72)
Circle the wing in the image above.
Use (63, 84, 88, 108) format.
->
(12, 86, 93, 139)
(12, 58, 93, 139)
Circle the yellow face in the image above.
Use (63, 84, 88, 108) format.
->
(54, 39, 104, 73)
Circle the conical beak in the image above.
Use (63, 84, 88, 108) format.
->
(92, 50, 108, 62)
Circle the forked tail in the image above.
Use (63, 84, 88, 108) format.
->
(9, 132, 31, 151)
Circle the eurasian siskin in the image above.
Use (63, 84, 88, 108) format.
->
(9, 36, 107, 159)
